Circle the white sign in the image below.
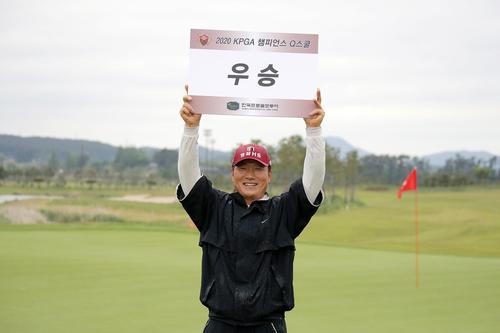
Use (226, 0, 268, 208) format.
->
(188, 29, 319, 118)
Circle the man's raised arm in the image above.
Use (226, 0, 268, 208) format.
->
(178, 85, 202, 197)
(302, 88, 326, 205)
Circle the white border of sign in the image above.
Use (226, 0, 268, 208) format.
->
(188, 29, 319, 118)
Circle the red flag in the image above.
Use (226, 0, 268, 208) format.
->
(398, 167, 417, 199)
(397, 167, 420, 288)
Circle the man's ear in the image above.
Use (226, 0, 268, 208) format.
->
(268, 168, 272, 183)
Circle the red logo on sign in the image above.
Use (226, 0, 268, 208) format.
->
(199, 34, 209, 46)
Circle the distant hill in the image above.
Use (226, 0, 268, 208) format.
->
(324, 138, 499, 168)
(0, 134, 231, 165)
(199, 146, 231, 164)
(421, 150, 499, 168)
(325, 136, 371, 158)
(0, 134, 118, 163)
(1, 134, 498, 169)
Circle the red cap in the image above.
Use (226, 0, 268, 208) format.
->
(232, 144, 271, 167)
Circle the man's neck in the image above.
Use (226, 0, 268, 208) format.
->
(245, 193, 269, 207)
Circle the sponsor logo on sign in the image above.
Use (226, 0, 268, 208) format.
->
(199, 34, 209, 46)
(227, 101, 240, 110)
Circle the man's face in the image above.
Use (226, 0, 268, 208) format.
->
(231, 159, 272, 205)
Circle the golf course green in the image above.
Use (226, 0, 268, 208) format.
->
(1, 186, 499, 332)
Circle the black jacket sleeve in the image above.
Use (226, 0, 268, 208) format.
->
(176, 176, 223, 233)
(281, 178, 323, 239)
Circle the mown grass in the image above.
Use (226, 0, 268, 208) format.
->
(0, 229, 499, 333)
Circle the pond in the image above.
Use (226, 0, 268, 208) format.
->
(0, 195, 60, 204)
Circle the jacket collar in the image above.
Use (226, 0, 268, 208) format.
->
(230, 191, 269, 213)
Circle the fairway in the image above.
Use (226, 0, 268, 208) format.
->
(1, 227, 499, 333)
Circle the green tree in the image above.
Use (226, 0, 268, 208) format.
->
(324, 145, 342, 195)
(43, 151, 60, 186)
(54, 170, 66, 188)
(113, 147, 150, 170)
(0, 165, 6, 185)
(65, 154, 78, 171)
(153, 149, 178, 179)
(273, 135, 305, 190)
(84, 166, 98, 189)
(47, 151, 59, 173)
(146, 173, 157, 189)
(474, 167, 491, 184)
(344, 150, 359, 208)
(77, 145, 90, 171)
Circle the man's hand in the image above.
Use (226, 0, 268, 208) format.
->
(304, 88, 325, 128)
(180, 85, 201, 128)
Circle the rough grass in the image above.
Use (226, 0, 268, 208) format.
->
(0, 194, 190, 228)
(0, 181, 177, 196)
(39, 209, 125, 223)
(1, 185, 500, 256)
(300, 186, 500, 257)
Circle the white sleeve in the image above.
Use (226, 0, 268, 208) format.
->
(303, 126, 325, 205)
(177, 126, 202, 196)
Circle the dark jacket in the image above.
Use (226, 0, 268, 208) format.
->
(177, 176, 322, 325)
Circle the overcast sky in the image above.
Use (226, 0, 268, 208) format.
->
(1, 0, 499, 156)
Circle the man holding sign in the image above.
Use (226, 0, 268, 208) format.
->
(176, 86, 325, 332)
(176, 31, 325, 333)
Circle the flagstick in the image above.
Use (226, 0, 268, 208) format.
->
(415, 188, 419, 288)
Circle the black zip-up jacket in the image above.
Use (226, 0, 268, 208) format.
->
(177, 175, 322, 326)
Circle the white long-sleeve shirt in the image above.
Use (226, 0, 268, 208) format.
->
(178, 126, 325, 205)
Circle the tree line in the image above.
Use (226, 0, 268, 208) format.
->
(0, 147, 178, 188)
(0, 136, 499, 196)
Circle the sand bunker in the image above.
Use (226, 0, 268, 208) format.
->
(109, 194, 177, 204)
(0, 206, 50, 224)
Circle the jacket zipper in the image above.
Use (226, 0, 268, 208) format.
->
(270, 322, 278, 333)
